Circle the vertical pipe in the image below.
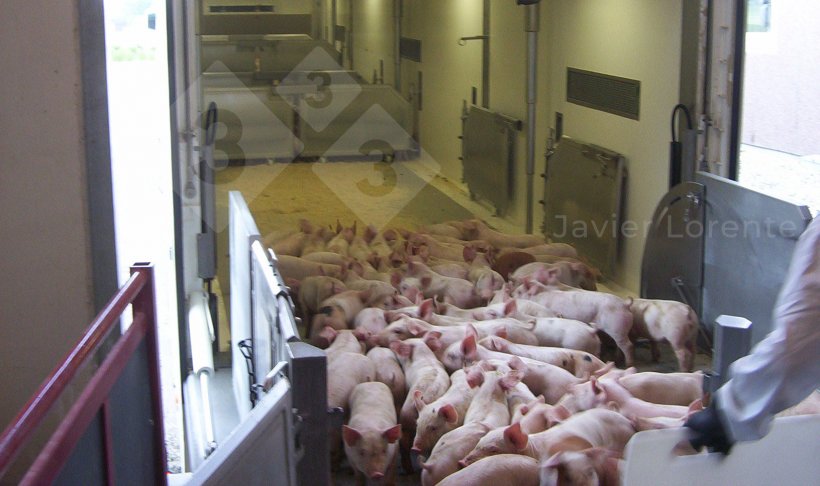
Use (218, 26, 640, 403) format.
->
(332, 0, 337, 42)
(394, 0, 402, 91)
(348, 1, 354, 69)
(525, 4, 539, 234)
(482, 0, 490, 108)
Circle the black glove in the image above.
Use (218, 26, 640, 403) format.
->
(683, 399, 734, 454)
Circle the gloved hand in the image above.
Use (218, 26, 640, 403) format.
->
(683, 399, 734, 454)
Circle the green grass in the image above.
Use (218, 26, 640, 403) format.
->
(110, 45, 157, 62)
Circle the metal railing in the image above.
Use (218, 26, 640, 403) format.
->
(0, 263, 166, 485)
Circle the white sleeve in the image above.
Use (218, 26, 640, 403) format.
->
(716, 216, 820, 442)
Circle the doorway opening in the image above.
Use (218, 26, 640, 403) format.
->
(737, 0, 820, 214)
(103, 0, 182, 473)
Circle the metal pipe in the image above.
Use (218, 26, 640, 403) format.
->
(524, 3, 539, 233)
(394, 0, 402, 91)
(482, 0, 490, 108)
(188, 291, 216, 456)
(199, 372, 217, 456)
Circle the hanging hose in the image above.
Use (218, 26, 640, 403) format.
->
(670, 104, 694, 188)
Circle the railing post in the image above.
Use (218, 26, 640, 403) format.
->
(705, 315, 753, 395)
(130, 263, 168, 485)
(288, 342, 329, 486)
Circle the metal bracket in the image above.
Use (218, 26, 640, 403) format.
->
(328, 407, 344, 429)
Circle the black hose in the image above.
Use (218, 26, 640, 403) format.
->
(204, 101, 218, 147)
(671, 103, 693, 143)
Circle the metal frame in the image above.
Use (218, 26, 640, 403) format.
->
(0, 264, 166, 485)
(228, 191, 329, 485)
(78, 0, 118, 314)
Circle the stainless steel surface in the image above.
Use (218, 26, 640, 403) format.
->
(696, 171, 812, 343)
(640, 181, 706, 316)
(203, 85, 297, 161)
(200, 38, 341, 75)
(542, 137, 627, 276)
(710, 315, 752, 393)
(461, 105, 521, 215)
(297, 84, 414, 158)
(188, 379, 298, 486)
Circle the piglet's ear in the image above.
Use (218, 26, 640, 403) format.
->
(590, 376, 602, 394)
(342, 425, 361, 447)
(389, 341, 413, 358)
(461, 333, 477, 358)
(542, 451, 564, 469)
(438, 404, 458, 424)
(382, 424, 402, 444)
(414, 390, 426, 412)
(419, 299, 434, 320)
(503, 422, 528, 451)
(503, 299, 517, 316)
(423, 333, 442, 352)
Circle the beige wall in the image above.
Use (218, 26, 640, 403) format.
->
(401, 0, 483, 183)
(545, 0, 682, 290)
(349, 0, 397, 84)
(0, 0, 94, 430)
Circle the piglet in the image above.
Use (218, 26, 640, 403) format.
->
(539, 448, 622, 486)
(366, 347, 407, 407)
(618, 371, 703, 407)
(420, 422, 493, 486)
(354, 308, 390, 343)
(457, 219, 545, 248)
(481, 336, 606, 378)
(326, 348, 375, 467)
(412, 369, 475, 455)
(462, 368, 522, 428)
(628, 298, 699, 371)
(309, 290, 372, 343)
(437, 454, 539, 486)
(507, 355, 583, 405)
(531, 317, 601, 355)
(296, 275, 346, 322)
(277, 254, 341, 282)
(390, 339, 450, 473)
(572, 376, 701, 421)
(462, 408, 634, 465)
(519, 279, 634, 366)
(343, 382, 402, 484)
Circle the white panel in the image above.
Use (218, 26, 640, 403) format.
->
(622, 415, 820, 485)
(229, 191, 261, 419)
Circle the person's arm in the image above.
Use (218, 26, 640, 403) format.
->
(687, 216, 820, 450)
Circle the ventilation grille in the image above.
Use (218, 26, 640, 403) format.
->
(567, 68, 640, 120)
(400, 37, 422, 62)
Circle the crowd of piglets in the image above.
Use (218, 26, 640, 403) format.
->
(265, 218, 707, 485)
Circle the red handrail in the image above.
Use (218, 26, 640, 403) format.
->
(0, 264, 166, 484)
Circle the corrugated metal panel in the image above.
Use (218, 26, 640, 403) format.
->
(462, 105, 521, 215)
(541, 137, 627, 276)
(567, 68, 640, 120)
